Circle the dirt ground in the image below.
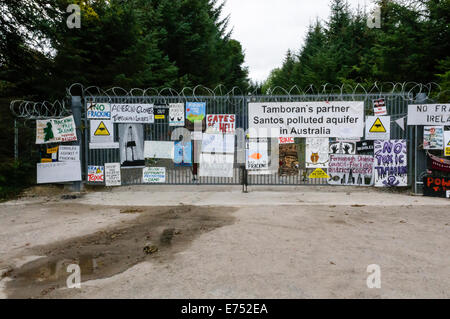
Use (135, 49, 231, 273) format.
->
(0, 185, 449, 299)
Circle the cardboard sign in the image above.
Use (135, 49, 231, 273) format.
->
(88, 166, 104, 182)
(186, 102, 206, 123)
(199, 153, 234, 178)
(248, 101, 364, 138)
(111, 104, 154, 123)
(37, 161, 82, 184)
(309, 168, 329, 179)
(90, 120, 114, 144)
(373, 98, 387, 116)
(365, 116, 390, 140)
(143, 167, 166, 183)
(169, 103, 185, 126)
(104, 163, 121, 186)
(374, 140, 407, 187)
(36, 116, 77, 144)
(206, 114, 236, 134)
(328, 154, 374, 186)
(58, 145, 80, 162)
(445, 131, 450, 156)
(407, 104, 450, 125)
(329, 141, 356, 155)
(246, 140, 269, 170)
(305, 138, 329, 168)
(144, 141, 174, 159)
(279, 137, 295, 144)
(356, 140, 374, 154)
(423, 176, 450, 198)
(424, 126, 444, 150)
(87, 102, 111, 119)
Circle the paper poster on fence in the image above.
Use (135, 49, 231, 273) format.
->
(329, 141, 356, 155)
(356, 140, 374, 154)
(169, 103, 185, 126)
(87, 102, 111, 119)
(111, 104, 154, 123)
(445, 131, 450, 156)
(373, 98, 387, 116)
(407, 104, 450, 125)
(36, 116, 77, 144)
(201, 134, 235, 153)
(37, 161, 82, 184)
(58, 145, 79, 162)
(199, 153, 234, 178)
(144, 141, 174, 159)
(279, 137, 295, 144)
(279, 143, 299, 176)
(246, 140, 269, 170)
(104, 163, 121, 186)
(206, 114, 235, 134)
(88, 166, 104, 182)
(374, 139, 407, 187)
(90, 120, 114, 144)
(305, 138, 329, 168)
(423, 126, 444, 150)
(174, 141, 192, 166)
(186, 102, 206, 123)
(328, 155, 374, 186)
(143, 167, 166, 183)
(248, 101, 364, 138)
(119, 124, 145, 167)
(365, 116, 390, 140)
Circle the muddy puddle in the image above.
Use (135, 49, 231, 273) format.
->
(4, 205, 235, 298)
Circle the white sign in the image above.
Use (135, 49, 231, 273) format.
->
(373, 98, 387, 116)
(89, 142, 119, 149)
(111, 104, 154, 123)
(199, 153, 234, 178)
(37, 161, 82, 184)
(206, 114, 236, 133)
(36, 116, 77, 144)
(328, 155, 374, 186)
(373, 140, 408, 187)
(169, 103, 185, 126)
(58, 145, 80, 162)
(87, 102, 111, 119)
(424, 126, 444, 150)
(305, 138, 329, 168)
(90, 120, 114, 144)
(143, 167, 166, 183)
(248, 101, 364, 138)
(104, 163, 121, 186)
(201, 134, 235, 153)
(407, 104, 450, 125)
(144, 141, 174, 159)
(365, 116, 390, 140)
(246, 141, 269, 170)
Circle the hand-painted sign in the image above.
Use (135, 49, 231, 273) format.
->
(329, 141, 356, 155)
(36, 119, 60, 144)
(169, 103, 185, 126)
(87, 102, 111, 119)
(445, 131, 450, 156)
(407, 104, 450, 125)
(356, 140, 374, 154)
(90, 120, 114, 144)
(373, 98, 387, 116)
(186, 102, 206, 123)
(58, 145, 80, 162)
(423, 176, 450, 198)
(309, 168, 329, 179)
(246, 140, 269, 170)
(423, 126, 444, 150)
(201, 134, 235, 154)
(104, 163, 121, 186)
(37, 161, 82, 184)
(248, 101, 364, 138)
(36, 116, 77, 144)
(144, 141, 174, 159)
(174, 141, 192, 166)
(305, 138, 329, 168)
(427, 152, 450, 172)
(88, 166, 104, 182)
(279, 137, 295, 144)
(206, 114, 236, 134)
(365, 116, 390, 140)
(143, 167, 166, 183)
(199, 153, 234, 178)
(328, 154, 374, 186)
(111, 104, 154, 123)
(374, 139, 407, 187)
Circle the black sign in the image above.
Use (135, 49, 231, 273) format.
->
(423, 176, 450, 198)
(154, 105, 168, 121)
(356, 140, 374, 154)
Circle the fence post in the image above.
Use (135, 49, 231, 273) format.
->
(14, 119, 18, 161)
(71, 96, 83, 192)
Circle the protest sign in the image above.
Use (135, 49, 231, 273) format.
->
(309, 168, 329, 179)
(328, 154, 374, 186)
(104, 163, 121, 186)
(407, 104, 450, 125)
(143, 167, 166, 183)
(119, 124, 145, 167)
(279, 137, 295, 144)
(201, 134, 235, 153)
(356, 140, 374, 154)
(427, 152, 450, 172)
(445, 131, 450, 156)
(174, 141, 192, 166)
(279, 143, 299, 176)
(248, 101, 364, 138)
(88, 166, 104, 182)
(36, 119, 59, 144)
(90, 120, 114, 145)
(58, 145, 79, 162)
(373, 98, 387, 116)
(36, 116, 77, 144)
(144, 141, 174, 159)
(37, 161, 82, 184)
(154, 105, 168, 121)
(246, 140, 269, 170)
(423, 176, 450, 198)
(206, 114, 236, 134)
(186, 102, 206, 123)
(199, 154, 234, 178)
(305, 138, 329, 168)
(329, 141, 356, 155)
(111, 104, 154, 123)
(424, 126, 444, 150)
(87, 102, 111, 119)
(373, 140, 407, 187)
(365, 116, 390, 140)
(169, 103, 185, 126)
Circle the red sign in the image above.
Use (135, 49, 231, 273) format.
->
(206, 114, 235, 133)
(279, 137, 295, 144)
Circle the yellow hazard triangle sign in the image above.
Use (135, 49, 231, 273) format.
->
(369, 118, 387, 133)
(94, 121, 110, 136)
(309, 168, 329, 179)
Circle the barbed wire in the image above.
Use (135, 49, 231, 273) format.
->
(11, 82, 447, 119)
